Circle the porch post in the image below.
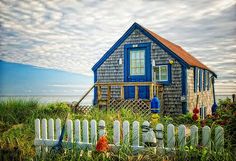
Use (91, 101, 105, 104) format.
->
(150, 84, 154, 99)
(120, 85, 124, 99)
(135, 86, 139, 100)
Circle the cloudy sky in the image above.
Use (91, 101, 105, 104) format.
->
(0, 0, 235, 95)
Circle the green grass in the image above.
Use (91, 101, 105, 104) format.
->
(0, 99, 235, 160)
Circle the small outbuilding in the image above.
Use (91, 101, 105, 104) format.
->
(91, 22, 217, 115)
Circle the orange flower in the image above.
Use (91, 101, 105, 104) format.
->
(96, 135, 109, 152)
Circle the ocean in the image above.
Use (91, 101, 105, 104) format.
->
(0, 94, 233, 105)
(0, 95, 94, 105)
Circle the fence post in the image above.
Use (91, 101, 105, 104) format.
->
(67, 119, 73, 148)
(56, 118, 61, 141)
(190, 125, 198, 147)
(35, 119, 41, 156)
(91, 120, 97, 145)
(98, 120, 106, 137)
(156, 123, 164, 149)
(132, 121, 140, 152)
(123, 120, 130, 145)
(75, 119, 81, 143)
(42, 118, 48, 153)
(167, 124, 175, 150)
(48, 118, 54, 141)
(202, 126, 211, 149)
(113, 120, 120, 146)
(178, 125, 186, 148)
(215, 126, 224, 152)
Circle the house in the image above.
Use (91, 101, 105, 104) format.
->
(91, 22, 217, 115)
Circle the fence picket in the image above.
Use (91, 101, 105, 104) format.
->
(190, 125, 198, 147)
(215, 126, 224, 152)
(202, 126, 211, 149)
(34, 119, 41, 156)
(75, 119, 81, 143)
(99, 120, 106, 137)
(91, 120, 97, 144)
(167, 124, 175, 150)
(113, 120, 120, 146)
(142, 121, 150, 146)
(178, 125, 186, 148)
(156, 123, 164, 149)
(123, 120, 130, 144)
(67, 119, 73, 145)
(55, 118, 61, 140)
(132, 121, 139, 147)
(34, 118, 224, 155)
(42, 118, 48, 153)
(83, 120, 89, 144)
(48, 118, 54, 140)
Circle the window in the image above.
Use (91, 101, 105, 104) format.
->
(203, 70, 206, 91)
(207, 71, 210, 90)
(200, 106, 206, 120)
(154, 65, 168, 81)
(130, 49, 145, 75)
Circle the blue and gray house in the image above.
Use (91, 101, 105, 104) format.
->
(91, 22, 217, 115)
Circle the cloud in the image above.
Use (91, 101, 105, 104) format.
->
(0, 0, 235, 94)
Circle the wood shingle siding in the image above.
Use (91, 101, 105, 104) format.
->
(97, 29, 183, 114)
(92, 22, 216, 115)
(187, 67, 213, 114)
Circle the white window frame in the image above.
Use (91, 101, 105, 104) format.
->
(129, 49, 145, 76)
(154, 65, 168, 82)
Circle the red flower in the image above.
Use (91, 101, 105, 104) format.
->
(192, 113, 199, 121)
(193, 108, 199, 114)
(96, 136, 109, 152)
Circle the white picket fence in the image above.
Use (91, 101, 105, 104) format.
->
(34, 118, 224, 155)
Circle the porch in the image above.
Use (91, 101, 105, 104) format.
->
(75, 82, 163, 115)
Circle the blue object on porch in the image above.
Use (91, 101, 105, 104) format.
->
(151, 95, 160, 113)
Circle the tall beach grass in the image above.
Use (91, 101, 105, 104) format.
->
(0, 98, 235, 160)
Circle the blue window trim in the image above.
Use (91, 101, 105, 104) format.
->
(153, 63, 172, 85)
(203, 70, 206, 91)
(194, 67, 198, 93)
(199, 69, 202, 91)
(207, 71, 210, 90)
(181, 65, 188, 114)
(93, 69, 97, 105)
(124, 43, 152, 82)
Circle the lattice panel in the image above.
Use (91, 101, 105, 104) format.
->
(109, 99, 151, 116)
(75, 105, 93, 114)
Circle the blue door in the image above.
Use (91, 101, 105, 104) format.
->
(124, 43, 151, 99)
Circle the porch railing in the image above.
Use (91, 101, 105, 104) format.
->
(95, 82, 160, 103)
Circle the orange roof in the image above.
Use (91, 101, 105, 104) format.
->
(143, 26, 210, 71)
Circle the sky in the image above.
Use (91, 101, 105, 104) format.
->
(0, 0, 236, 96)
(0, 60, 92, 96)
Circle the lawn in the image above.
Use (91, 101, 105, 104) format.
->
(0, 98, 235, 160)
